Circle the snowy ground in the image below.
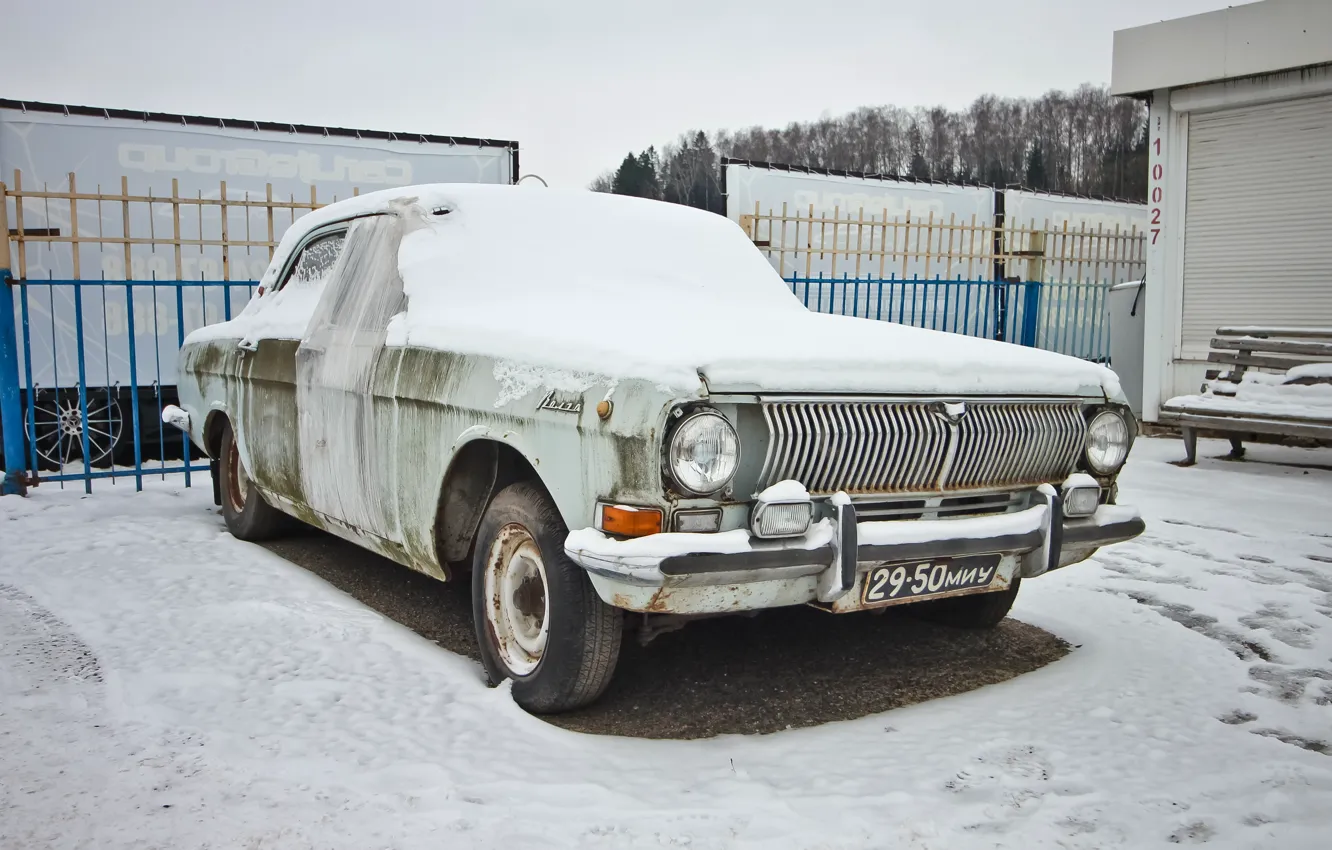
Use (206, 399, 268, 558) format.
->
(2, 436, 1331, 849)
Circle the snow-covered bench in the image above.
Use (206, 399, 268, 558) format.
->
(1159, 327, 1332, 466)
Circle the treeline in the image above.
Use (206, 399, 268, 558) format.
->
(591, 84, 1148, 212)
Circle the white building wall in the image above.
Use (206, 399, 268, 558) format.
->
(1112, 0, 1332, 97)
(1138, 63, 1332, 422)
(1141, 90, 1192, 423)
(1117, 0, 1332, 423)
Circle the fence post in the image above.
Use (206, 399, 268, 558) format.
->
(1019, 281, 1043, 348)
(0, 183, 28, 495)
(1019, 231, 1046, 348)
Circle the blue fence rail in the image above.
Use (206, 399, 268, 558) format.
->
(1, 272, 1112, 495)
(2, 276, 258, 494)
(786, 275, 1111, 362)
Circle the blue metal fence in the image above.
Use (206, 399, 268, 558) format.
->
(0, 272, 1111, 495)
(2, 276, 258, 494)
(786, 275, 1110, 362)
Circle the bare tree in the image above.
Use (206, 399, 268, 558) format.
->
(594, 85, 1148, 206)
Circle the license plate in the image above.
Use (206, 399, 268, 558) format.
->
(861, 555, 1003, 606)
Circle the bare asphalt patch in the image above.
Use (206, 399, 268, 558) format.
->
(262, 525, 1068, 739)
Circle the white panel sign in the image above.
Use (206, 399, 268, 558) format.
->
(1002, 189, 1147, 242)
(724, 161, 995, 284)
(726, 162, 993, 226)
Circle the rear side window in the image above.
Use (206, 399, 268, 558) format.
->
(279, 231, 347, 292)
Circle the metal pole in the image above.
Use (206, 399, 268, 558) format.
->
(0, 182, 29, 494)
(992, 190, 1007, 342)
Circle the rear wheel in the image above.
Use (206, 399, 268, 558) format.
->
(910, 577, 1021, 629)
(218, 419, 287, 541)
(472, 482, 622, 713)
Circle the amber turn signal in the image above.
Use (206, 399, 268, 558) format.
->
(600, 504, 662, 538)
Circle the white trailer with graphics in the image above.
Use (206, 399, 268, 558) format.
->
(0, 99, 518, 472)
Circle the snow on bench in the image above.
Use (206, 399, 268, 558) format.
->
(1160, 327, 1332, 466)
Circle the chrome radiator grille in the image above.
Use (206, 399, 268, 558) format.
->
(757, 400, 1086, 495)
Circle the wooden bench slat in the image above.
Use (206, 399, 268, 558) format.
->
(1161, 402, 1332, 426)
(1158, 411, 1332, 440)
(1209, 337, 1332, 358)
(1205, 351, 1318, 372)
(1216, 326, 1332, 340)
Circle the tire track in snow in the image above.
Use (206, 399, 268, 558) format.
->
(0, 583, 113, 848)
(0, 583, 103, 699)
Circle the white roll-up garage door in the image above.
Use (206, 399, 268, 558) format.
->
(1180, 94, 1332, 357)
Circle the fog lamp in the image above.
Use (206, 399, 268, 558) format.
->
(1063, 486, 1101, 518)
(751, 500, 813, 539)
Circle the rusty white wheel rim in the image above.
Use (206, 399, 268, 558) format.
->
(226, 432, 249, 513)
(484, 523, 549, 676)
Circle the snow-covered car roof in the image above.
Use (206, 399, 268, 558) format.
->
(200, 184, 1123, 400)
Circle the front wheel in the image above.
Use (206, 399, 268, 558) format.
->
(472, 482, 623, 713)
(218, 419, 288, 542)
(910, 577, 1022, 629)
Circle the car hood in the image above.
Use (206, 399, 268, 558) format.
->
(691, 311, 1120, 400)
(380, 300, 1121, 403)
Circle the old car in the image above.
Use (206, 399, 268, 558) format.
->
(166, 184, 1144, 713)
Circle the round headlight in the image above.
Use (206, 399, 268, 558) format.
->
(668, 411, 740, 495)
(1085, 409, 1130, 474)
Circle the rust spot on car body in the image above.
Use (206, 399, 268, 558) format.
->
(604, 433, 655, 502)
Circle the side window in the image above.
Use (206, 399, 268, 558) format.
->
(278, 231, 347, 292)
(304, 214, 406, 344)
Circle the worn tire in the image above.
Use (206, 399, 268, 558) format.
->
(472, 481, 623, 713)
(910, 577, 1022, 629)
(218, 419, 288, 542)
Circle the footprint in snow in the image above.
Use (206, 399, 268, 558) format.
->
(1246, 665, 1332, 706)
(1238, 604, 1314, 649)
(1160, 518, 1252, 537)
(1100, 561, 1196, 587)
(1250, 728, 1331, 756)
(1169, 820, 1216, 844)
(1120, 590, 1277, 662)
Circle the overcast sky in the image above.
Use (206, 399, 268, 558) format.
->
(8, 0, 1238, 187)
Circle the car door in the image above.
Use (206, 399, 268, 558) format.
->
(234, 225, 348, 509)
(294, 213, 407, 543)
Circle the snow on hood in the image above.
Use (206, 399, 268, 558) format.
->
(192, 184, 1121, 400)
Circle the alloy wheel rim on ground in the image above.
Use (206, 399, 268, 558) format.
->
(484, 523, 550, 676)
(226, 433, 250, 513)
(31, 391, 123, 467)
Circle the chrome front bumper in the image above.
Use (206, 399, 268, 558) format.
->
(564, 490, 1144, 614)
